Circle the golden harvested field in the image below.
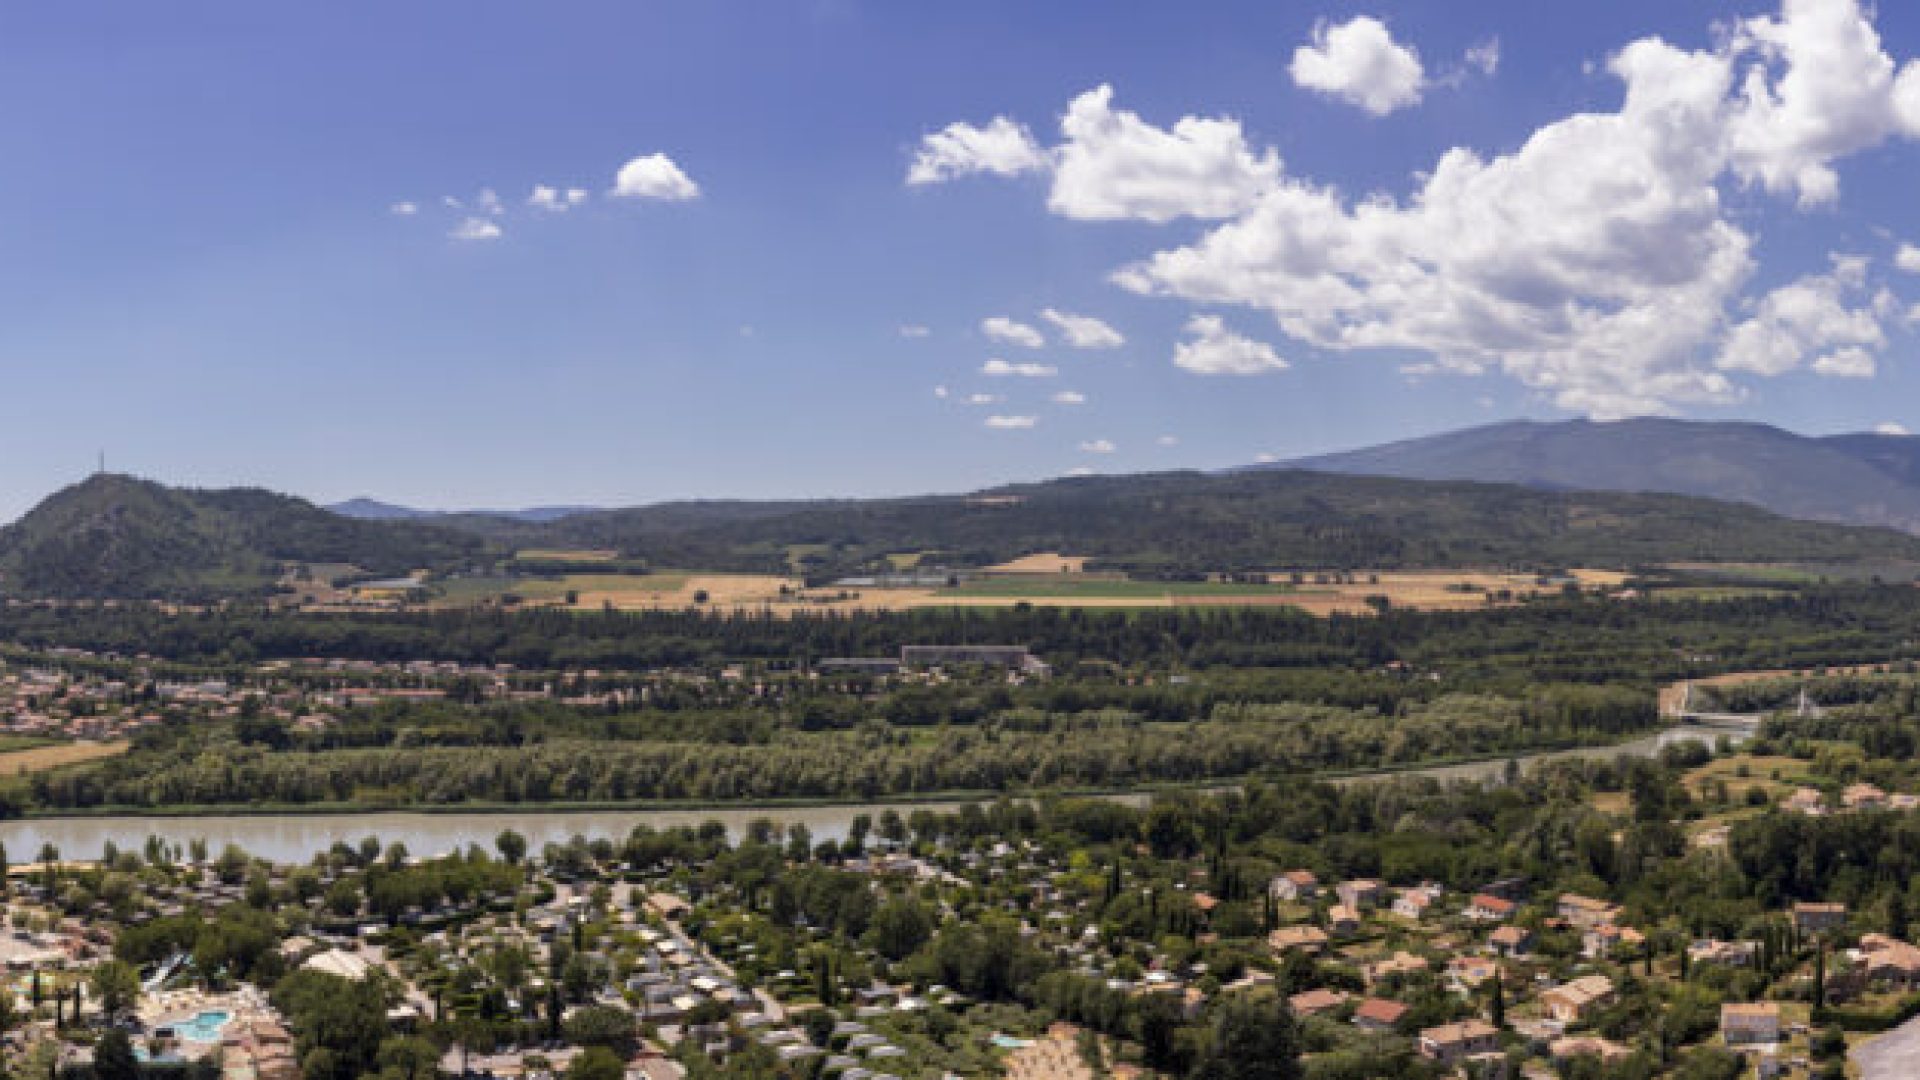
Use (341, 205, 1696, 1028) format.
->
(765, 567, 1622, 616)
(1221, 569, 1630, 617)
(561, 574, 800, 611)
(463, 565, 1630, 618)
(986, 552, 1089, 574)
(0, 741, 129, 776)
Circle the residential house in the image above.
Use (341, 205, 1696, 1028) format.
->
(1859, 934, 1920, 989)
(1843, 783, 1888, 810)
(1353, 998, 1408, 1033)
(1270, 870, 1319, 902)
(1793, 902, 1848, 936)
(1268, 926, 1330, 955)
(1364, 951, 1429, 987)
(1336, 879, 1386, 910)
(1288, 989, 1350, 1017)
(1785, 788, 1826, 816)
(1447, 956, 1501, 992)
(1583, 923, 1644, 960)
(1720, 1003, 1782, 1046)
(1419, 1020, 1501, 1063)
(1688, 939, 1757, 968)
(1393, 884, 1441, 921)
(1465, 894, 1517, 922)
(1542, 975, 1615, 1024)
(1488, 925, 1534, 958)
(1557, 894, 1622, 930)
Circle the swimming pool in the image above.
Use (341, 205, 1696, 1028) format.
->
(167, 1010, 232, 1043)
(989, 1034, 1033, 1049)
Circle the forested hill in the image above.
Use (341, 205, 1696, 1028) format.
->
(470, 469, 1920, 578)
(6, 469, 1920, 599)
(0, 474, 490, 600)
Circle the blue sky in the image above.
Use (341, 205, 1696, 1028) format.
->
(4, 0, 1920, 519)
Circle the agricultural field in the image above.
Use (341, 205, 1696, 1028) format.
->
(514, 548, 619, 563)
(984, 552, 1088, 574)
(425, 564, 1630, 616)
(943, 577, 1288, 600)
(0, 740, 128, 776)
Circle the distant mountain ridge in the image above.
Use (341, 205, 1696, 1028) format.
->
(9, 456, 1920, 599)
(1289, 418, 1920, 535)
(329, 498, 598, 524)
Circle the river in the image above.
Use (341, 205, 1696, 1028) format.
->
(0, 724, 1746, 865)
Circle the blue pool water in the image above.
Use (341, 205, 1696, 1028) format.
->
(170, 1010, 231, 1042)
(990, 1035, 1033, 1049)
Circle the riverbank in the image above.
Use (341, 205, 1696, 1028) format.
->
(15, 723, 1717, 821)
(0, 724, 1745, 864)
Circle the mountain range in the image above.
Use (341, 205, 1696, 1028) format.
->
(1289, 418, 1920, 535)
(329, 498, 600, 524)
(8, 444, 1920, 598)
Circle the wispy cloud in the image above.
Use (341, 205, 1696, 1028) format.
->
(449, 217, 503, 242)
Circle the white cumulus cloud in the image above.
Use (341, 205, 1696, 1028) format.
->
(1041, 309, 1125, 348)
(982, 359, 1058, 378)
(985, 415, 1038, 429)
(1051, 85, 1282, 223)
(899, 324, 932, 338)
(389, 201, 418, 216)
(907, 117, 1049, 185)
(613, 153, 701, 200)
(1897, 244, 1920, 273)
(1812, 346, 1878, 377)
(1052, 390, 1088, 405)
(920, 0, 1920, 416)
(1173, 316, 1288, 375)
(1290, 16, 1427, 117)
(1725, 0, 1920, 206)
(982, 317, 1046, 348)
(1080, 438, 1117, 454)
(1718, 257, 1890, 377)
(1876, 421, 1911, 435)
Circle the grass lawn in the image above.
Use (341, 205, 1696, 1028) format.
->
(1683, 753, 1818, 803)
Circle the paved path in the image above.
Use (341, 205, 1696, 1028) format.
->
(1853, 1016, 1920, 1079)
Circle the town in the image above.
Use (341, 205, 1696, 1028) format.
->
(0, 681, 1916, 1080)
